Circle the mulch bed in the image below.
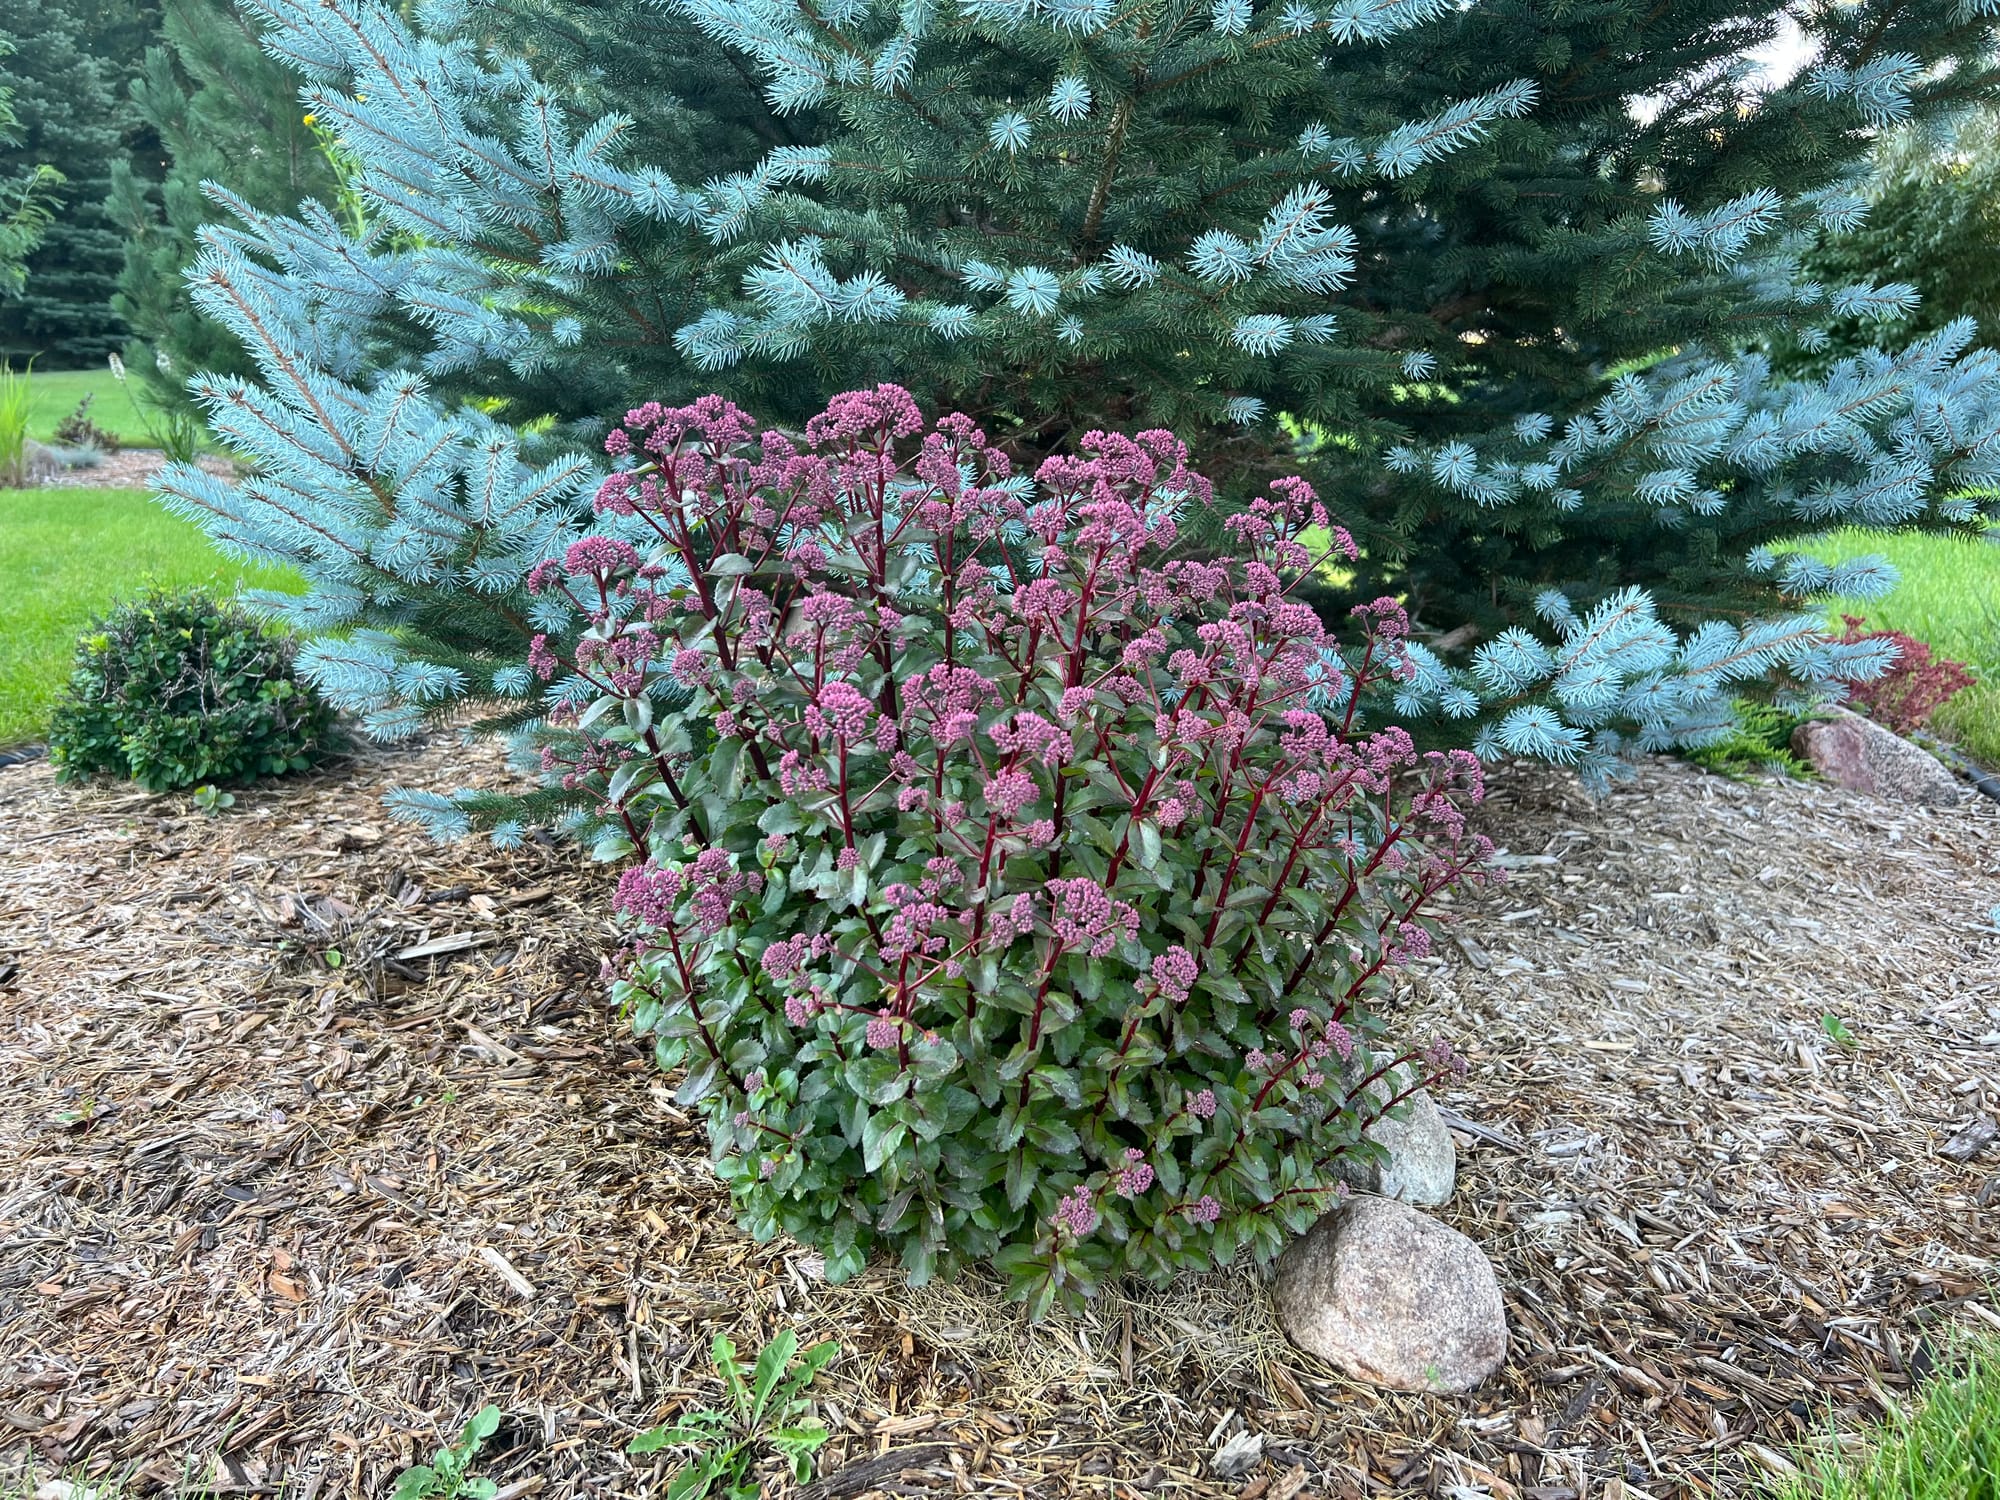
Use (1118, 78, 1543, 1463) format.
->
(1, 740, 1995, 1498)
(31, 449, 237, 490)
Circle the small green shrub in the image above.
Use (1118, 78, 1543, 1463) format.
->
(48, 589, 333, 791)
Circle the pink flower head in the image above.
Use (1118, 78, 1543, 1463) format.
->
(1151, 946, 1198, 1001)
(1424, 1037, 1468, 1076)
(1324, 1019, 1355, 1061)
(1115, 1148, 1155, 1198)
(1185, 1195, 1222, 1225)
(989, 711, 1070, 767)
(866, 1011, 900, 1050)
(564, 536, 640, 578)
(614, 864, 683, 927)
(1188, 1088, 1218, 1120)
(1045, 877, 1138, 958)
(670, 648, 712, 688)
(811, 681, 875, 741)
(804, 384, 925, 448)
(984, 767, 1038, 819)
(1051, 1184, 1099, 1238)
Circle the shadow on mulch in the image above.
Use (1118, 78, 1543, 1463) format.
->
(0, 742, 1996, 1497)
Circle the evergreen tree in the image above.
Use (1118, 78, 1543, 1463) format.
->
(1801, 110, 2000, 365)
(108, 0, 341, 406)
(0, 0, 130, 365)
(68, 0, 167, 93)
(160, 0, 2000, 801)
(0, 46, 60, 297)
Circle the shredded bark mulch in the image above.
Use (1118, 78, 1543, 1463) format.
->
(1, 741, 1995, 1498)
(29, 449, 236, 491)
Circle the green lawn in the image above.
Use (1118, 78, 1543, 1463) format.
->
(13, 366, 160, 448)
(0, 488, 302, 746)
(1811, 527, 2000, 767)
(1772, 1335, 2000, 1500)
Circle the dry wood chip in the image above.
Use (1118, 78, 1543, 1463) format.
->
(394, 931, 497, 961)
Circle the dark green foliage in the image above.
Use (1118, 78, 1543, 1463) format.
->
(0, 44, 60, 296)
(1803, 112, 2000, 366)
(1302, 5, 1998, 639)
(49, 588, 334, 791)
(108, 0, 342, 410)
(65, 0, 166, 95)
(1682, 699, 1815, 781)
(0, 0, 130, 366)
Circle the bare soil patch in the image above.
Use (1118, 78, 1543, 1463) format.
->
(1, 745, 1995, 1497)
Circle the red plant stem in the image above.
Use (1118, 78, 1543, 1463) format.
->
(1200, 769, 1273, 948)
(658, 923, 745, 1093)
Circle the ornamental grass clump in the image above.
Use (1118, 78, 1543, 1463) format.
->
(532, 387, 1491, 1313)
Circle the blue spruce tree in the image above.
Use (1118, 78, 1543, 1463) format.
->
(159, 0, 2000, 831)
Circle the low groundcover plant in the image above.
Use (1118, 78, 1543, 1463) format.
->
(505, 387, 1491, 1313)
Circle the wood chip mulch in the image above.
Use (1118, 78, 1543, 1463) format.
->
(1, 740, 1995, 1498)
(27, 448, 240, 491)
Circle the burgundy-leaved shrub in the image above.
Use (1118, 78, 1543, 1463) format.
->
(1837, 616, 1976, 735)
(536, 387, 1492, 1312)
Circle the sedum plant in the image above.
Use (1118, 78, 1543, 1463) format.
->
(515, 387, 1495, 1310)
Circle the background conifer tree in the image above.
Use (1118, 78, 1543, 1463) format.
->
(160, 0, 2000, 803)
(0, 0, 130, 365)
(0, 46, 60, 297)
(108, 0, 342, 407)
(1800, 109, 2000, 366)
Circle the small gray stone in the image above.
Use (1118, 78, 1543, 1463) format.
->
(1792, 708, 1963, 807)
(1332, 1073, 1457, 1206)
(22, 441, 63, 484)
(1271, 1196, 1507, 1393)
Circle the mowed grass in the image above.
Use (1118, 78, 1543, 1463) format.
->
(1810, 526, 2000, 767)
(0, 488, 302, 745)
(1771, 1336, 2000, 1500)
(13, 366, 159, 448)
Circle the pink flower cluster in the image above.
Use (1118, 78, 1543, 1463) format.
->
(614, 849, 760, 935)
